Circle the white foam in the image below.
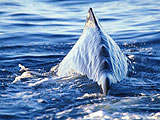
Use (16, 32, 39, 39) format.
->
(13, 64, 46, 84)
(83, 110, 160, 120)
(13, 71, 35, 83)
(28, 77, 49, 87)
(19, 64, 29, 72)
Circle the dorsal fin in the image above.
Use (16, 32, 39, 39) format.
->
(85, 8, 98, 28)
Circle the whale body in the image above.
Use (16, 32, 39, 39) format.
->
(51, 8, 128, 95)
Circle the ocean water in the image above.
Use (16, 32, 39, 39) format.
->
(0, 0, 160, 119)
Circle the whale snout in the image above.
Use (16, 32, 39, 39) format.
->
(99, 73, 112, 95)
(101, 77, 111, 95)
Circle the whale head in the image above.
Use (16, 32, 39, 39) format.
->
(55, 8, 128, 95)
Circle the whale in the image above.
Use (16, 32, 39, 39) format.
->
(51, 8, 128, 95)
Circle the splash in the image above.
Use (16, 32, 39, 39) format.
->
(12, 64, 44, 83)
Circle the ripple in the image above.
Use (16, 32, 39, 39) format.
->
(12, 17, 63, 22)
(0, 11, 7, 15)
(9, 13, 35, 17)
(0, 2, 21, 6)
(100, 18, 120, 21)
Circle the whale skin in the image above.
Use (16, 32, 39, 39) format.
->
(51, 8, 128, 95)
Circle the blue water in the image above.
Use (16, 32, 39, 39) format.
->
(0, 0, 160, 119)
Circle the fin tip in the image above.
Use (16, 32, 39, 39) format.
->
(85, 7, 98, 27)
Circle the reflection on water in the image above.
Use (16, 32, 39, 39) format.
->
(0, 0, 160, 119)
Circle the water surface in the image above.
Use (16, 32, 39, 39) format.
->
(0, 0, 160, 119)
